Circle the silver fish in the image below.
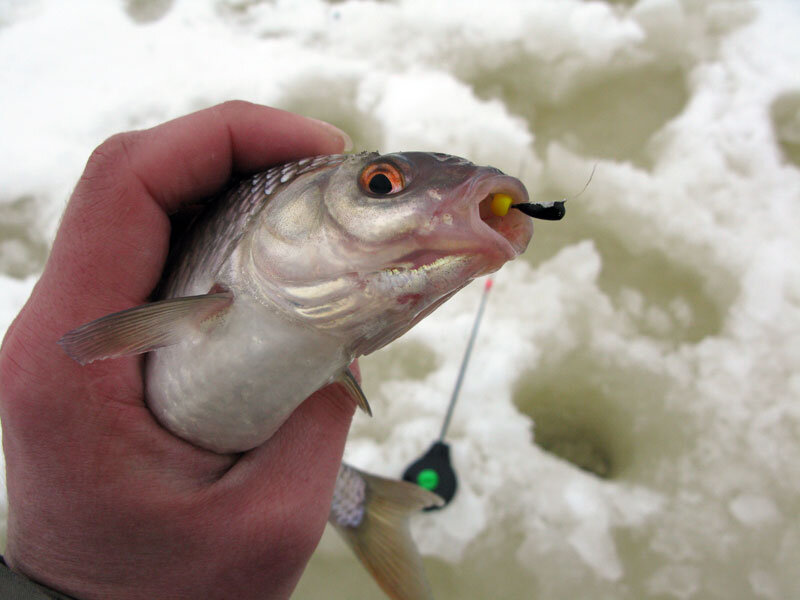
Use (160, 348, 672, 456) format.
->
(60, 151, 534, 600)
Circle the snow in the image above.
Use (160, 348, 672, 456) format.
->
(1, 0, 799, 598)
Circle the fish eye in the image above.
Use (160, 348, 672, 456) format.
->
(369, 173, 393, 194)
(360, 163, 405, 196)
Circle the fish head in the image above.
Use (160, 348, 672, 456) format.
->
(322, 151, 531, 263)
(247, 151, 533, 354)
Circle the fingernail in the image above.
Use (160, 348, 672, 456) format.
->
(308, 117, 353, 152)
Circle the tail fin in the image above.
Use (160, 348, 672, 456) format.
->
(331, 466, 444, 600)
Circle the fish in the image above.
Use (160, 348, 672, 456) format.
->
(59, 151, 534, 600)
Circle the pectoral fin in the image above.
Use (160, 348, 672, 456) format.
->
(58, 292, 233, 365)
(336, 367, 372, 416)
(332, 467, 444, 600)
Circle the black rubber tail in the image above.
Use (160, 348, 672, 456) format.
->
(512, 201, 566, 220)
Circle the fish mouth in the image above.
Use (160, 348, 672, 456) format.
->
(465, 172, 533, 261)
(370, 171, 533, 289)
(384, 173, 533, 277)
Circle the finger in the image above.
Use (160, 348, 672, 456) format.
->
(219, 359, 361, 491)
(219, 382, 357, 546)
(28, 101, 349, 354)
(82, 100, 352, 214)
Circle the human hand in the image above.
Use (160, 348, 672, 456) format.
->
(0, 101, 355, 599)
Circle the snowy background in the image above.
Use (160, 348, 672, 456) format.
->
(2, 0, 800, 598)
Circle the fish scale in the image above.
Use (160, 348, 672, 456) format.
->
(331, 463, 367, 528)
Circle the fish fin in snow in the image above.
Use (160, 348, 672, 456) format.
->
(336, 367, 373, 416)
(332, 468, 444, 600)
(58, 292, 233, 365)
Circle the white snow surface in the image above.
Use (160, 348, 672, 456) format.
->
(1, 1, 799, 598)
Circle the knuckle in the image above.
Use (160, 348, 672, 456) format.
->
(217, 99, 252, 115)
(72, 132, 144, 219)
(89, 133, 131, 167)
(214, 99, 265, 126)
(81, 132, 140, 187)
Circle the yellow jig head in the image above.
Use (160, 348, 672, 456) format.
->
(490, 193, 513, 217)
(492, 192, 566, 221)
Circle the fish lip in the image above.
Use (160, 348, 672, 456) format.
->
(460, 172, 533, 260)
(377, 172, 532, 278)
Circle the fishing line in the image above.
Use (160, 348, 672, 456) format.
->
(438, 278, 493, 442)
(402, 277, 494, 509)
(506, 163, 596, 221)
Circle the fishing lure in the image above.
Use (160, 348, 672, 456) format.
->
(490, 193, 566, 221)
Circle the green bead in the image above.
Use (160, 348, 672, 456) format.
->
(417, 468, 439, 490)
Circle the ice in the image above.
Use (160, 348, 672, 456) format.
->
(728, 493, 780, 527)
(1, 0, 800, 598)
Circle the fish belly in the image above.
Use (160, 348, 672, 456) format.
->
(145, 298, 348, 453)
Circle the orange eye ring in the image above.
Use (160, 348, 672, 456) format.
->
(360, 162, 405, 196)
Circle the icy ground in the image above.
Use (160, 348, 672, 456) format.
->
(1, 1, 799, 598)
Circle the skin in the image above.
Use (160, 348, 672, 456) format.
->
(0, 101, 359, 599)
